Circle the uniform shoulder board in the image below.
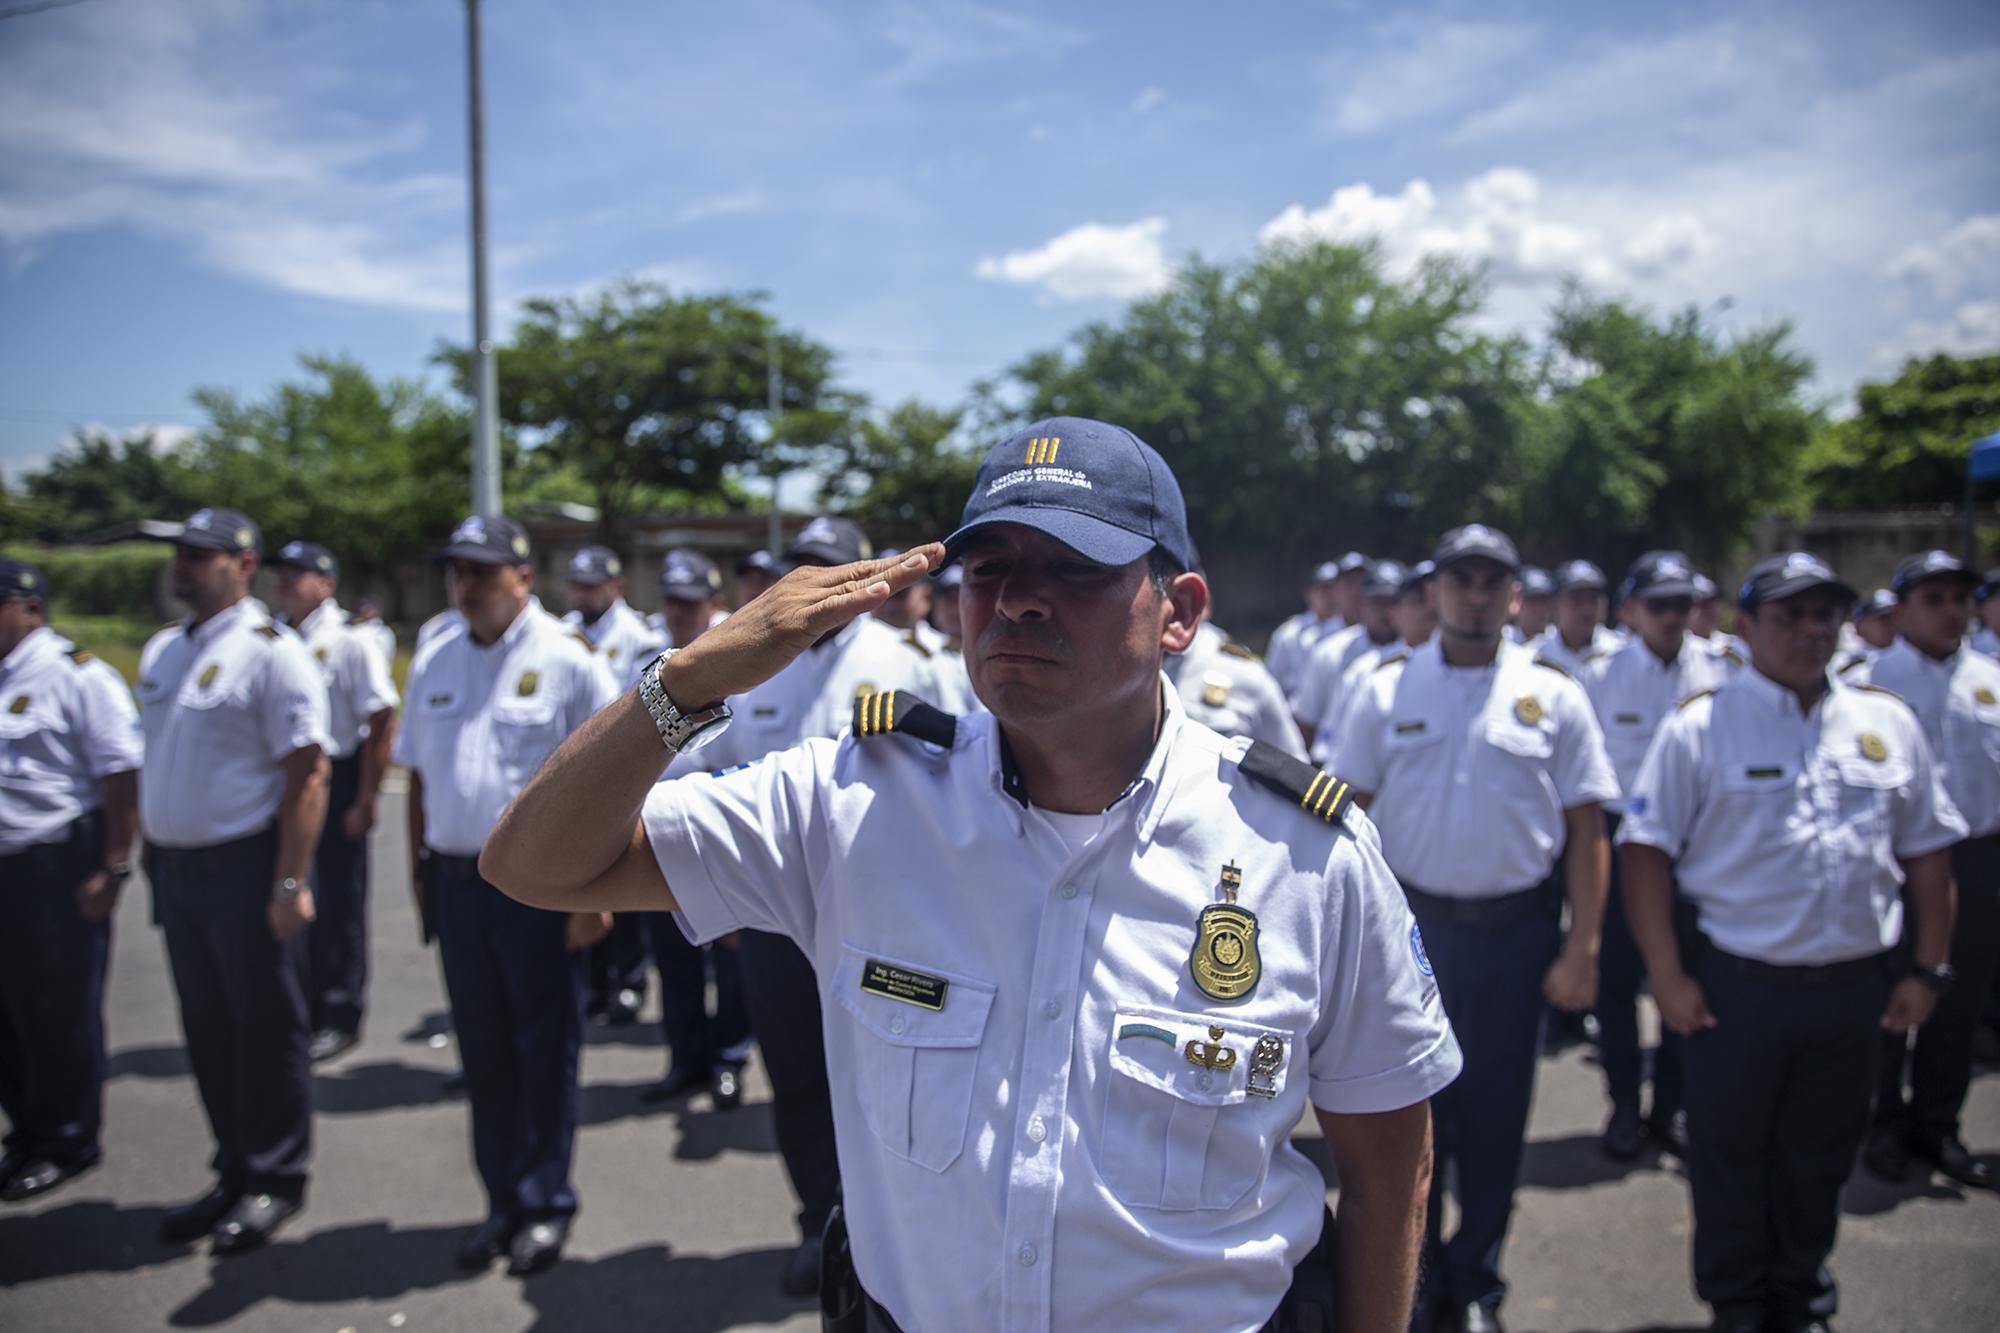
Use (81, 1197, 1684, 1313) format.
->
(1373, 651, 1408, 672)
(1532, 656, 1572, 679)
(569, 630, 597, 653)
(1836, 656, 1867, 675)
(255, 623, 282, 641)
(1218, 640, 1259, 662)
(902, 629, 933, 659)
(852, 689, 956, 748)
(1236, 741, 1354, 825)
(1676, 687, 1717, 711)
(1720, 646, 1744, 666)
(1852, 681, 1904, 703)
(68, 648, 95, 665)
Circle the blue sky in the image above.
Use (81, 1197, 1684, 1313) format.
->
(3, 0, 1997, 491)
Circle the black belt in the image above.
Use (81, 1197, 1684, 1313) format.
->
(1705, 944, 1890, 987)
(148, 823, 277, 868)
(425, 850, 481, 872)
(1400, 877, 1558, 926)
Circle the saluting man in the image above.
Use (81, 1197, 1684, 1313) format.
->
(484, 416, 1460, 1333)
(394, 515, 620, 1275)
(1617, 551, 1965, 1333)
(269, 540, 400, 1064)
(137, 509, 331, 1254)
(1331, 524, 1618, 1333)
(0, 559, 142, 1202)
(1858, 550, 2000, 1191)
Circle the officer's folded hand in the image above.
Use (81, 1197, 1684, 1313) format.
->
(1541, 947, 1598, 1013)
(1652, 970, 1718, 1036)
(269, 886, 316, 942)
(1880, 977, 1938, 1035)
(658, 546, 944, 708)
(74, 869, 121, 923)
(565, 910, 613, 953)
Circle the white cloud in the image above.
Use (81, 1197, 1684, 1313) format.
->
(976, 218, 1174, 302)
(1131, 86, 1167, 116)
(1874, 300, 2000, 368)
(1323, 23, 1535, 136)
(1889, 215, 2000, 300)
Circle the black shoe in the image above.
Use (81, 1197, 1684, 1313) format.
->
(309, 1028, 360, 1064)
(1647, 1108, 1690, 1158)
(455, 1215, 518, 1271)
(0, 1152, 98, 1202)
(604, 987, 643, 1026)
(0, 1147, 28, 1192)
(507, 1216, 569, 1275)
(1460, 1302, 1505, 1333)
(211, 1192, 301, 1254)
(779, 1233, 822, 1297)
(1789, 1320, 1834, 1333)
(160, 1184, 240, 1243)
(1910, 1132, 1994, 1190)
(1862, 1127, 1909, 1182)
(640, 1065, 710, 1105)
(1602, 1103, 1645, 1162)
(442, 1069, 466, 1094)
(712, 1064, 744, 1110)
(1708, 1308, 1768, 1333)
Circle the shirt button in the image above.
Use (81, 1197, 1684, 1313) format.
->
(1027, 1116, 1047, 1143)
(1060, 883, 1079, 899)
(888, 1015, 907, 1036)
(1042, 1000, 1061, 1020)
(1196, 1071, 1213, 1091)
(1018, 1244, 1038, 1267)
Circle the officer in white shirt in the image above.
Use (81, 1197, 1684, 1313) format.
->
(734, 548, 781, 605)
(1332, 523, 1617, 1333)
(136, 508, 331, 1254)
(1505, 565, 1555, 646)
(1265, 557, 1355, 696)
(1690, 573, 1749, 665)
(1857, 550, 2000, 1192)
(484, 416, 1461, 1333)
(1532, 559, 1623, 675)
(1578, 551, 1735, 1163)
(1314, 562, 1439, 767)
(0, 559, 141, 1202)
(1293, 559, 1405, 749)
(394, 514, 618, 1276)
(1972, 571, 2000, 659)
(873, 547, 978, 713)
(1616, 550, 1965, 1333)
(269, 541, 400, 1064)
(1165, 613, 1307, 758)
(347, 597, 399, 676)
(1837, 588, 1897, 677)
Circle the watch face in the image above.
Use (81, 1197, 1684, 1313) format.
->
(677, 712, 733, 754)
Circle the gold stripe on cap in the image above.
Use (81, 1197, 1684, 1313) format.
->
(1046, 437, 1060, 463)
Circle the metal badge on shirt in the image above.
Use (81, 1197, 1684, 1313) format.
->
(859, 959, 949, 1010)
(1190, 860, 1260, 1002)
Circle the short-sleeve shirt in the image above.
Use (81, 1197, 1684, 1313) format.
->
(562, 598, 664, 686)
(1331, 639, 1619, 895)
(393, 604, 620, 855)
(292, 600, 399, 759)
(1580, 634, 1735, 811)
(1854, 639, 2000, 840)
(136, 600, 330, 849)
(1291, 623, 1398, 729)
(1266, 611, 1344, 696)
(1529, 623, 1624, 676)
(1166, 622, 1306, 758)
(0, 627, 143, 854)
(641, 690, 1459, 1333)
(1616, 669, 1967, 966)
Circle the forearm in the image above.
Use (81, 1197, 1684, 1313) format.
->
(356, 710, 395, 809)
(1561, 807, 1608, 955)
(1620, 843, 1686, 981)
(1902, 850, 1955, 969)
(275, 752, 330, 883)
(1321, 1103, 1431, 1333)
(98, 769, 138, 864)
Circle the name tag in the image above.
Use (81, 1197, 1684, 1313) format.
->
(1744, 765, 1785, 780)
(752, 705, 780, 719)
(1614, 712, 1643, 725)
(425, 692, 457, 710)
(1393, 720, 1426, 735)
(859, 959, 948, 1010)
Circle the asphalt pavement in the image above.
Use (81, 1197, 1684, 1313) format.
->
(2, 786, 1996, 1332)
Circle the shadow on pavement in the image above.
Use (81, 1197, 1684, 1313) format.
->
(399, 1009, 453, 1044)
(107, 1043, 191, 1080)
(165, 1219, 471, 1326)
(581, 1022, 666, 1050)
(1841, 1160, 1989, 1217)
(672, 1103, 780, 1162)
(0, 1200, 180, 1284)
(1518, 1133, 1685, 1190)
(312, 1060, 457, 1115)
(518, 1243, 810, 1332)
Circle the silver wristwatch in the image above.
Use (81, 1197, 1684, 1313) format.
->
(272, 877, 304, 902)
(638, 650, 733, 754)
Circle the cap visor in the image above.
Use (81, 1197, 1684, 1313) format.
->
(164, 531, 238, 553)
(1639, 579, 1697, 599)
(782, 542, 851, 567)
(433, 542, 521, 565)
(1438, 549, 1521, 574)
(567, 573, 613, 586)
(659, 585, 711, 602)
(1761, 575, 1858, 605)
(942, 507, 1156, 568)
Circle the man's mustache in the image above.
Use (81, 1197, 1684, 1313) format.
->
(978, 624, 1067, 661)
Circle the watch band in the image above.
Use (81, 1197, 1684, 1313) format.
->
(638, 651, 731, 753)
(103, 861, 134, 883)
(273, 877, 304, 901)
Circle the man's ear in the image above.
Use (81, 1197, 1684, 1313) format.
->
(1160, 571, 1209, 655)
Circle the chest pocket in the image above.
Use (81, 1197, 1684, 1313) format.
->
(833, 947, 996, 1174)
(1485, 714, 1555, 762)
(491, 693, 561, 776)
(1098, 1005, 1294, 1213)
(0, 691, 51, 742)
(1950, 693, 2000, 765)
(174, 658, 242, 712)
(1834, 753, 1908, 843)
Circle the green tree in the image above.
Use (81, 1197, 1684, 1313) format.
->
(18, 427, 198, 542)
(826, 400, 979, 543)
(1804, 352, 2000, 510)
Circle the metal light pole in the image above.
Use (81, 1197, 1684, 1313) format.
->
(766, 328, 784, 556)
(465, 0, 501, 516)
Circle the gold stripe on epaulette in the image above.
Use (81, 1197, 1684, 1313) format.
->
(1677, 687, 1717, 711)
(1314, 778, 1348, 820)
(1300, 771, 1325, 811)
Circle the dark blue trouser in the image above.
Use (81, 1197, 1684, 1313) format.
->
(739, 929, 838, 1237)
(429, 852, 583, 1221)
(1686, 944, 1889, 1325)
(0, 812, 110, 1165)
(1597, 812, 1685, 1117)
(1407, 880, 1561, 1316)
(150, 827, 313, 1198)
(589, 914, 651, 1008)
(307, 754, 369, 1036)
(644, 914, 749, 1076)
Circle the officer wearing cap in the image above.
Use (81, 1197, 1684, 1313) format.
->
(1617, 550, 1965, 1333)
(872, 548, 977, 712)
(487, 415, 1460, 1333)
(136, 508, 331, 1253)
(656, 549, 731, 648)
(393, 514, 620, 1275)
(1506, 566, 1556, 645)
(1532, 560, 1623, 675)
(0, 559, 141, 1202)
(1689, 573, 1749, 666)
(1312, 562, 1438, 767)
(1839, 588, 1898, 674)
(1857, 550, 2000, 1191)
(736, 549, 781, 605)
(1331, 523, 1617, 1333)
(268, 541, 400, 1064)
(1972, 571, 2000, 660)
(1165, 604, 1307, 758)
(1292, 559, 1406, 750)
(1577, 551, 1734, 1162)
(347, 597, 398, 675)
(930, 562, 965, 648)
(1266, 557, 1358, 696)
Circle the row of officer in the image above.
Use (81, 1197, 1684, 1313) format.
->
(1164, 603, 1306, 758)
(0, 558, 142, 1203)
(1308, 560, 1439, 767)
(1265, 551, 1366, 696)
(1290, 558, 1407, 751)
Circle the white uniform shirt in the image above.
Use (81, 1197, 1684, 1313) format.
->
(1290, 623, 1396, 727)
(1309, 637, 1426, 766)
(415, 607, 463, 654)
(1580, 634, 1736, 811)
(292, 600, 399, 760)
(1972, 625, 2000, 661)
(0, 628, 143, 854)
(704, 615, 942, 768)
(352, 619, 398, 675)
(1265, 612, 1344, 696)
(1165, 622, 1305, 758)
(1529, 623, 1624, 676)
(393, 604, 620, 856)
(562, 598, 663, 686)
(135, 600, 330, 849)
(1331, 639, 1619, 895)
(1616, 670, 1967, 966)
(641, 691, 1460, 1333)
(1856, 639, 2000, 840)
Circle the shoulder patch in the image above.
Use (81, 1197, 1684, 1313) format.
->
(1236, 741, 1353, 825)
(1532, 655, 1573, 679)
(569, 630, 596, 653)
(1374, 651, 1408, 672)
(1677, 687, 1717, 711)
(1218, 640, 1259, 662)
(255, 624, 282, 640)
(1853, 681, 1904, 703)
(852, 689, 956, 748)
(68, 648, 95, 665)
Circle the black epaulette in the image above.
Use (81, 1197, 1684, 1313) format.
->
(1532, 656, 1572, 679)
(1218, 640, 1258, 662)
(255, 624, 282, 641)
(1853, 681, 1904, 704)
(1237, 741, 1354, 825)
(570, 631, 596, 653)
(68, 648, 94, 665)
(1374, 651, 1408, 671)
(1677, 687, 1716, 711)
(852, 689, 956, 748)
(902, 629, 933, 659)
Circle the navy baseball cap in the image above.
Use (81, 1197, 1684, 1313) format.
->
(1691, 572, 1719, 602)
(171, 507, 261, 555)
(1336, 551, 1369, 575)
(1362, 559, 1406, 597)
(1627, 550, 1698, 600)
(568, 545, 623, 586)
(734, 549, 776, 576)
(785, 515, 872, 567)
(1738, 551, 1856, 609)
(1397, 560, 1437, 600)
(942, 417, 1198, 572)
(1309, 561, 1343, 586)
(1433, 524, 1519, 573)
(269, 540, 338, 577)
(1891, 549, 1977, 597)
(1852, 588, 1898, 622)
(0, 557, 46, 601)
(435, 514, 531, 566)
(1519, 566, 1555, 599)
(1554, 558, 1607, 592)
(659, 548, 723, 602)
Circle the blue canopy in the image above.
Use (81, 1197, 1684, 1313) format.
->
(1973, 431, 2000, 482)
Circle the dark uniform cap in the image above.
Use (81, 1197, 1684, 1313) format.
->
(434, 514, 532, 566)
(734, 549, 776, 576)
(1891, 549, 1977, 597)
(568, 545, 623, 586)
(659, 548, 724, 602)
(785, 515, 873, 567)
(269, 540, 338, 576)
(1309, 561, 1343, 586)
(1737, 550, 1857, 609)
(1554, 558, 1607, 592)
(942, 416, 1198, 572)
(1336, 551, 1370, 575)
(1433, 524, 1520, 573)
(1361, 559, 1407, 597)
(1397, 560, 1437, 600)
(172, 507, 261, 555)
(1691, 572, 1719, 602)
(1627, 550, 1698, 600)
(1853, 588, 1898, 622)
(0, 557, 47, 600)
(1519, 565, 1556, 599)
